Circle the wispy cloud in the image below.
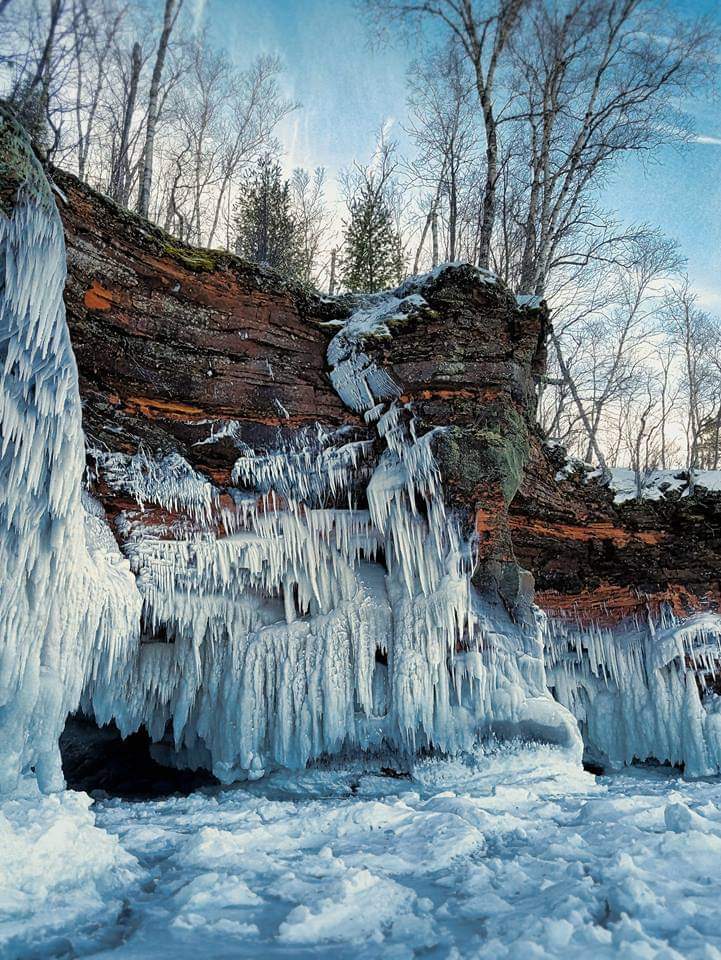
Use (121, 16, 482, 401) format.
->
(192, 0, 207, 32)
(694, 284, 721, 314)
(691, 133, 721, 146)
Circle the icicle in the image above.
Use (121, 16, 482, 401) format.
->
(0, 123, 141, 794)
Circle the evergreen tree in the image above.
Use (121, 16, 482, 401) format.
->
(340, 180, 404, 293)
(233, 156, 302, 278)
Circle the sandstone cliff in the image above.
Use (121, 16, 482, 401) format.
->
(52, 167, 721, 625)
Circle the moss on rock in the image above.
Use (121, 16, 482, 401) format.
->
(162, 242, 220, 273)
(432, 401, 529, 507)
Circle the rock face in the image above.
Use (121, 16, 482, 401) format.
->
(512, 438, 721, 623)
(52, 167, 721, 624)
(54, 168, 354, 479)
(54, 168, 550, 611)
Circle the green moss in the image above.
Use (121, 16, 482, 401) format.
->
(162, 242, 220, 273)
(433, 402, 529, 506)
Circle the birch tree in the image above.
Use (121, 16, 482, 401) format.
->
(368, 0, 529, 269)
(136, 0, 182, 217)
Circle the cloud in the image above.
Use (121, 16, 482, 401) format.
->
(691, 133, 721, 146)
(192, 0, 207, 32)
(694, 284, 721, 314)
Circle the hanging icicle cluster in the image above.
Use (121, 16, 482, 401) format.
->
(0, 118, 140, 793)
(544, 610, 721, 776)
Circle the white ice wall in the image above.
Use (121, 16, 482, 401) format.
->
(545, 611, 721, 776)
(0, 131, 140, 792)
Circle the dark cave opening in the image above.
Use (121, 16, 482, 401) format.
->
(60, 715, 219, 800)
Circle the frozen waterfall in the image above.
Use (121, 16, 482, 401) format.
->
(0, 123, 140, 792)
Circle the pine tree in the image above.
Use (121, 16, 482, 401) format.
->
(234, 156, 302, 278)
(340, 181, 404, 293)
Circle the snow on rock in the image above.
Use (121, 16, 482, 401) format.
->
(551, 450, 721, 504)
(0, 118, 141, 793)
(545, 610, 721, 776)
(91, 449, 218, 526)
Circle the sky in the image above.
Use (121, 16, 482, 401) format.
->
(205, 0, 721, 310)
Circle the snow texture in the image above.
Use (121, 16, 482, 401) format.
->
(8, 744, 721, 958)
(0, 780, 142, 958)
(605, 467, 721, 504)
(551, 450, 721, 504)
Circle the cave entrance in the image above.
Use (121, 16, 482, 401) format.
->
(60, 715, 219, 800)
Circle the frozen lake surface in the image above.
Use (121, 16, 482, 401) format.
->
(4, 743, 721, 959)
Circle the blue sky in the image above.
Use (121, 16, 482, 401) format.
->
(206, 0, 721, 309)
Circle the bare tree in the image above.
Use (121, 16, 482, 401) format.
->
(368, 0, 529, 269)
(72, 0, 128, 181)
(541, 230, 681, 473)
(136, 0, 182, 217)
(511, 0, 718, 296)
(205, 55, 296, 248)
(107, 38, 144, 205)
(663, 282, 721, 484)
(290, 167, 330, 286)
(405, 40, 479, 270)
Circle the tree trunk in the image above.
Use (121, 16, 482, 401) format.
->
(476, 110, 497, 269)
(431, 209, 439, 268)
(550, 329, 609, 477)
(328, 248, 337, 295)
(110, 42, 142, 205)
(137, 0, 180, 218)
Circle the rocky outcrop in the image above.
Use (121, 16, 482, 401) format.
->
(512, 438, 721, 623)
(54, 168, 548, 611)
(46, 166, 721, 624)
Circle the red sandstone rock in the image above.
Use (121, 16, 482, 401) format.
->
(51, 167, 721, 624)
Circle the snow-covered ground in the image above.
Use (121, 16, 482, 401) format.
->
(5, 743, 721, 959)
(606, 467, 721, 504)
(551, 449, 721, 505)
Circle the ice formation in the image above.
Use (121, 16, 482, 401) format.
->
(0, 138, 140, 793)
(87, 379, 579, 783)
(80, 271, 577, 781)
(0, 136, 574, 793)
(3, 131, 721, 796)
(545, 610, 721, 776)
